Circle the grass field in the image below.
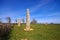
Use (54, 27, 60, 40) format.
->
(8, 24, 60, 40)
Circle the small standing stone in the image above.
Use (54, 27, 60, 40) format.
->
(17, 19, 20, 26)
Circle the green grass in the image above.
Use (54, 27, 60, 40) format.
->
(8, 24, 60, 40)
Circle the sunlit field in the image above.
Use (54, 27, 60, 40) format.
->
(7, 24, 60, 40)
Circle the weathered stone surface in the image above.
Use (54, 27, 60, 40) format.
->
(24, 8, 34, 31)
(26, 8, 30, 31)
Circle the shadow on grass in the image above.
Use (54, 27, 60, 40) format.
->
(0, 26, 13, 40)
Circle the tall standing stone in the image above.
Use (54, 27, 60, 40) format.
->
(17, 19, 20, 26)
(24, 8, 34, 31)
(26, 8, 30, 31)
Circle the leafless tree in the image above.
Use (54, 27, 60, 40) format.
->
(31, 19, 37, 24)
(6, 16, 11, 24)
(22, 18, 25, 23)
(15, 19, 17, 25)
(0, 18, 2, 23)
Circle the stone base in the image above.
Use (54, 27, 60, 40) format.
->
(24, 28, 34, 31)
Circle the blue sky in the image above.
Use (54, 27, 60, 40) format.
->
(0, 0, 60, 23)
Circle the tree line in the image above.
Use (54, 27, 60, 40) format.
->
(0, 17, 37, 24)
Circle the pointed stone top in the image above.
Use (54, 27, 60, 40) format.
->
(27, 8, 30, 11)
